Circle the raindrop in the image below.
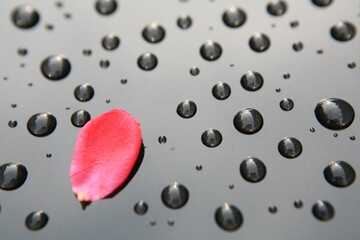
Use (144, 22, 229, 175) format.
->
(161, 182, 189, 209)
(279, 98, 294, 111)
(64, 13, 72, 19)
(294, 200, 303, 209)
(201, 129, 222, 148)
(41, 55, 71, 81)
(120, 78, 127, 84)
(102, 33, 120, 50)
(8, 120, 17, 128)
(330, 21, 356, 42)
(275, 88, 281, 92)
(293, 41, 304, 51)
(11, 5, 40, 29)
(314, 98, 355, 130)
(0, 163, 28, 190)
(317, 49, 324, 54)
(196, 165, 203, 171)
(228, 184, 234, 189)
(20, 63, 26, 68)
(278, 137, 302, 158)
(350, 136, 356, 141)
(105, 99, 111, 103)
(200, 40, 222, 61)
(142, 23, 166, 43)
(283, 73, 290, 79)
(323, 161, 356, 188)
(167, 219, 175, 226)
(176, 100, 197, 119)
(74, 83, 95, 102)
(240, 157, 266, 183)
(83, 49, 92, 56)
(134, 200, 148, 215)
(269, 206, 278, 214)
(290, 20, 299, 28)
(348, 62, 356, 69)
(137, 52, 158, 71)
(177, 14, 192, 29)
(27, 112, 57, 137)
(249, 33, 271, 52)
(100, 59, 110, 68)
(312, 200, 335, 221)
(312, 0, 333, 7)
(11, 104, 17, 108)
(267, 0, 287, 16)
(212, 82, 231, 100)
(25, 211, 49, 231)
(150, 220, 156, 226)
(45, 24, 54, 30)
(55, 1, 63, 8)
(158, 135, 167, 144)
(222, 6, 247, 28)
(190, 67, 200, 76)
(28, 83, 33, 87)
(310, 127, 316, 132)
(71, 110, 91, 128)
(215, 203, 243, 231)
(233, 108, 264, 135)
(333, 133, 338, 137)
(240, 71, 264, 91)
(17, 48, 28, 56)
(95, 0, 118, 15)
(46, 154, 52, 158)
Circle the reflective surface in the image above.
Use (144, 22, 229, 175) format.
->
(74, 84, 95, 102)
(323, 161, 356, 188)
(233, 108, 263, 134)
(200, 41, 222, 61)
(330, 21, 356, 42)
(267, 1, 287, 16)
(201, 129, 222, 148)
(95, 0, 117, 15)
(137, 52, 158, 71)
(27, 112, 57, 137)
(212, 82, 231, 100)
(161, 182, 189, 209)
(240, 157, 266, 183)
(41, 55, 71, 81)
(11, 5, 40, 29)
(25, 211, 49, 231)
(222, 6, 246, 28)
(215, 203, 243, 231)
(177, 14, 192, 29)
(279, 98, 294, 111)
(249, 33, 270, 52)
(240, 71, 264, 91)
(134, 201, 148, 215)
(0, 163, 28, 190)
(102, 33, 120, 50)
(142, 23, 166, 43)
(176, 100, 197, 119)
(71, 110, 91, 128)
(278, 137, 302, 158)
(312, 200, 335, 221)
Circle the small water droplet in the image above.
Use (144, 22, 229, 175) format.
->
(46, 154, 52, 158)
(294, 200, 303, 209)
(28, 83, 33, 87)
(20, 63, 26, 68)
(167, 219, 175, 226)
(27, 112, 57, 137)
(269, 206, 278, 214)
(74, 83, 94, 102)
(228, 184, 234, 189)
(267, 0, 287, 16)
(279, 98, 294, 111)
(240, 157, 266, 183)
(177, 14, 192, 29)
(333, 133, 338, 137)
(212, 82, 231, 100)
(65, 107, 70, 110)
(11, 104, 17, 108)
(249, 33, 271, 52)
(55, 1, 63, 8)
(41, 55, 71, 80)
(196, 165, 203, 171)
(312, 0, 333, 7)
(71, 110, 91, 127)
(348, 62, 356, 69)
(278, 137, 302, 158)
(158, 135, 167, 144)
(161, 182, 189, 209)
(200, 40, 222, 61)
(100, 59, 110, 68)
(95, 0, 117, 15)
(293, 41, 304, 51)
(317, 49, 324, 54)
(120, 78, 127, 84)
(45, 23, 54, 31)
(310, 127, 316, 132)
(83, 49, 92, 56)
(137, 52, 158, 71)
(64, 12, 72, 19)
(8, 120, 17, 128)
(134, 200, 148, 215)
(241, 71, 264, 91)
(0, 162, 28, 190)
(142, 23, 165, 43)
(350, 136, 356, 141)
(290, 20, 299, 28)
(222, 6, 247, 28)
(105, 99, 111, 103)
(3, 77, 8, 81)
(314, 98, 355, 130)
(177, 100, 197, 118)
(102, 33, 120, 50)
(25, 210, 49, 231)
(283, 73, 291, 79)
(150, 220, 156, 226)
(201, 129, 222, 148)
(189, 67, 200, 76)
(312, 200, 335, 221)
(12, 5, 40, 29)
(324, 161, 356, 188)
(330, 21, 356, 42)
(17, 48, 28, 56)
(233, 108, 263, 134)
(215, 203, 243, 231)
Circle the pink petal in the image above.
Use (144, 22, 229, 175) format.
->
(70, 109, 142, 202)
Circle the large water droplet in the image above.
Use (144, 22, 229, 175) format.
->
(314, 98, 355, 130)
(102, 33, 120, 50)
(0, 163, 28, 190)
(323, 161, 356, 187)
(134, 200, 148, 215)
(240, 157, 266, 183)
(267, 0, 287, 16)
(330, 21, 356, 42)
(222, 6, 246, 28)
(74, 83, 95, 102)
(278, 137, 302, 158)
(279, 98, 294, 111)
(312, 0, 333, 7)
(212, 82, 231, 100)
(233, 108, 263, 134)
(25, 210, 49, 231)
(71, 110, 91, 127)
(137, 52, 158, 71)
(177, 100, 197, 118)
(177, 14, 192, 29)
(27, 112, 57, 137)
(200, 40, 222, 61)
(142, 23, 165, 43)
(312, 200, 335, 221)
(41, 55, 71, 80)
(201, 129, 222, 148)
(95, 0, 117, 15)
(161, 182, 189, 209)
(240, 71, 264, 91)
(215, 203, 243, 231)
(12, 5, 40, 29)
(249, 33, 271, 52)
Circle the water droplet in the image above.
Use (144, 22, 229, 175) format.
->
(120, 78, 127, 84)
(233, 108, 263, 134)
(27, 112, 57, 137)
(310, 127, 316, 132)
(314, 98, 355, 130)
(312, 200, 335, 221)
(176, 100, 197, 118)
(100, 59, 110, 68)
(290, 20, 299, 28)
(196, 165, 203, 171)
(150, 220, 156, 226)
(46, 154, 52, 158)
(240, 71, 264, 91)
(317, 49, 324, 54)
(275, 88, 281, 92)
(102, 33, 120, 50)
(45, 23, 54, 31)
(330, 21, 356, 42)
(222, 6, 247, 28)
(167, 219, 175, 226)
(41, 55, 71, 80)
(158, 135, 167, 144)
(105, 99, 111, 103)
(71, 110, 91, 127)
(201, 129, 222, 148)
(267, 0, 287, 16)
(8, 120, 17, 128)
(212, 82, 231, 100)
(83, 49, 92, 56)
(279, 98, 294, 111)
(278, 137, 302, 158)
(11, 104, 17, 108)
(240, 157, 266, 183)
(11, 5, 40, 29)
(137, 52, 158, 71)
(20, 63, 26, 68)
(28, 83, 33, 87)
(228, 184, 234, 189)
(95, 0, 117, 15)
(177, 14, 192, 29)
(25, 210, 49, 231)
(142, 23, 165, 43)
(200, 40, 222, 61)
(350, 136, 356, 141)
(189, 66, 200, 76)
(283, 73, 291, 79)
(249, 33, 271, 52)
(215, 203, 243, 231)
(333, 133, 338, 137)
(294, 200, 303, 209)
(74, 83, 95, 102)
(348, 62, 356, 69)
(0, 162, 28, 190)
(269, 206, 278, 214)
(324, 161, 356, 188)
(161, 182, 189, 209)
(293, 41, 304, 51)
(55, 1, 63, 8)
(312, 0, 333, 7)
(64, 12, 72, 19)
(17, 48, 28, 56)
(134, 200, 148, 215)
